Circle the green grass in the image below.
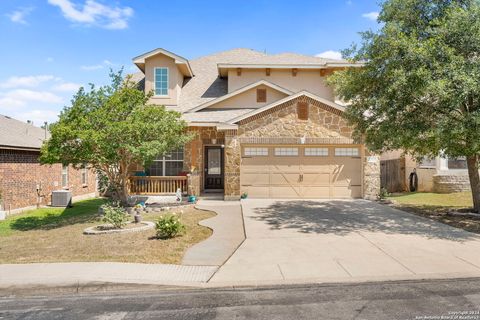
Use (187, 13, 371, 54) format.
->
(0, 198, 215, 264)
(0, 198, 106, 237)
(387, 192, 480, 234)
(387, 192, 473, 208)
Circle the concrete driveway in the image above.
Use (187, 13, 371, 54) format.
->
(210, 199, 480, 285)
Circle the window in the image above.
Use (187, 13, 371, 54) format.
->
(305, 148, 329, 156)
(146, 148, 184, 176)
(244, 147, 268, 156)
(256, 88, 267, 103)
(81, 166, 88, 185)
(62, 165, 68, 187)
(335, 148, 359, 157)
(419, 157, 436, 168)
(448, 156, 467, 169)
(154, 67, 168, 96)
(275, 147, 298, 156)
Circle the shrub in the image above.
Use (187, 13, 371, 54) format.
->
(155, 213, 185, 239)
(101, 203, 129, 229)
(377, 188, 390, 201)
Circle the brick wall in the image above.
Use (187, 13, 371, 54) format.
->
(0, 149, 96, 211)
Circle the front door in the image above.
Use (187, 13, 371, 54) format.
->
(204, 146, 224, 191)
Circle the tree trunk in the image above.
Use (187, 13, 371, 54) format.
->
(466, 155, 480, 213)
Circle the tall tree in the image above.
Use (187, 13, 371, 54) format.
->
(41, 71, 192, 205)
(329, 0, 480, 212)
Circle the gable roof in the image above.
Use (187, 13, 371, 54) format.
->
(133, 48, 194, 77)
(227, 91, 346, 124)
(186, 79, 293, 112)
(130, 48, 360, 113)
(0, 114, 49, 151)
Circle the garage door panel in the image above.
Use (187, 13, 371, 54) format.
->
(242, 173, 270, 185)
(302, 172, 330, 185)
(243, 186, 269, 198)
(301, 186, 330, 198)
(270, 186, 302, 198)
(240, 145, 362, 199)
(332, 186, 362, 198)
(270, 173, 300, 185)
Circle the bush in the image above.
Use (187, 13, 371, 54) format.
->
(377, 188, 390, 201)
(101, 203, 129, 229)
(155, 213, 185, 239)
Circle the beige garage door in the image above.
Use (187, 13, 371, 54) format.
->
(240, 146, 362, 199)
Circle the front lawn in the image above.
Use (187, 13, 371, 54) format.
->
(387, 192, 480, 234)
(0, 198, 215, 264)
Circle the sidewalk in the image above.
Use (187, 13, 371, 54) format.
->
(0, 262, 218, 289)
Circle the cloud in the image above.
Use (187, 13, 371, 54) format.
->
(0, 89, 63, 105)
(362, 11, 379, 21)
(0, 75, 58, 89)
(11, 109, 60, 125)
(81, 59, 117, 71)
(52, 82, 82, 92)
(316, 50, 343, 60)
(6, 7, 34, 25)
(48, 0, 134, 30)
(46, 57, 54, 63)
(81, 64, 104, 71)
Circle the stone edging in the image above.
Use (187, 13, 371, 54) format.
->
(83, 221, 155, 235)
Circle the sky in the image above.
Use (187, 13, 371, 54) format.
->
(0, 0, 381, 126)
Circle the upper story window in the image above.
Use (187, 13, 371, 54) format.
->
(154, 67, 168, 96)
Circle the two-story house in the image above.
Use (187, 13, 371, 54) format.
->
(129, 48, 380, 200)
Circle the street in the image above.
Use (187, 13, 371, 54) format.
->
(1, 278, 480, 319)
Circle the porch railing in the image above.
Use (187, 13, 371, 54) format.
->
(128, 176, 188, 195)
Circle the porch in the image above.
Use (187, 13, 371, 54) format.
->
(128, 176, 188, 195)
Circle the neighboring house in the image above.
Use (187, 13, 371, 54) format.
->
(0, 115, 96, 214)
(381, 151, 471, 193)
(129, 48, 380, 200)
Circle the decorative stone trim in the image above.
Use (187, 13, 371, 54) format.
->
(83, 221, 155, 235)
(238, 137, 356, 145)
(433, 174, 471, 193)
(237, 95, 343, 125)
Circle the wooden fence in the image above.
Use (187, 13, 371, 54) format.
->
(380, 158, 406, 193)
(128, 176, 188, 195)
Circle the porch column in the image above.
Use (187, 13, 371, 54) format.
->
(224, 129, 241, 200)
(363, 148, 381, 200)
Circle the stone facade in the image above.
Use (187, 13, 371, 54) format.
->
(433, 173, 471, 193)
(363, 151, 381, 200)
(183, 127, 225, 195)
(237, 96, 353, 140)
(183, 95, 380, 200)
(0, 148, 96, 212)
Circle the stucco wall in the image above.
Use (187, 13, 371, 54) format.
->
(144, 54, 184, 109)
(207, 85, 288, 109)
(228, 69, 334, 101)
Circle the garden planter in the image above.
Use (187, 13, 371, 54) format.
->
(134, 214, 142, 223)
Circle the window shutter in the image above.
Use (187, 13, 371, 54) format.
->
(297, 102, 309, 120)
(257, 88, 267, 103)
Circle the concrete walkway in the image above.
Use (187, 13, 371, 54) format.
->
(210, 199, 480, 285)
(182, 200, 245, 266)
(0, 262, 218, 288)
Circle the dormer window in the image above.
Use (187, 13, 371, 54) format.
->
(154, 67, 168, 96)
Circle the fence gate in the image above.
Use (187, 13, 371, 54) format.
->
(380, 158, 406, 193)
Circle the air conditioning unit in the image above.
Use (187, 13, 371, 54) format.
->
(51, 190, 72, 207)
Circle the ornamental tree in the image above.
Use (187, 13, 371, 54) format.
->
(41, 71, 192, 205)
(328, 0, 480, 212)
